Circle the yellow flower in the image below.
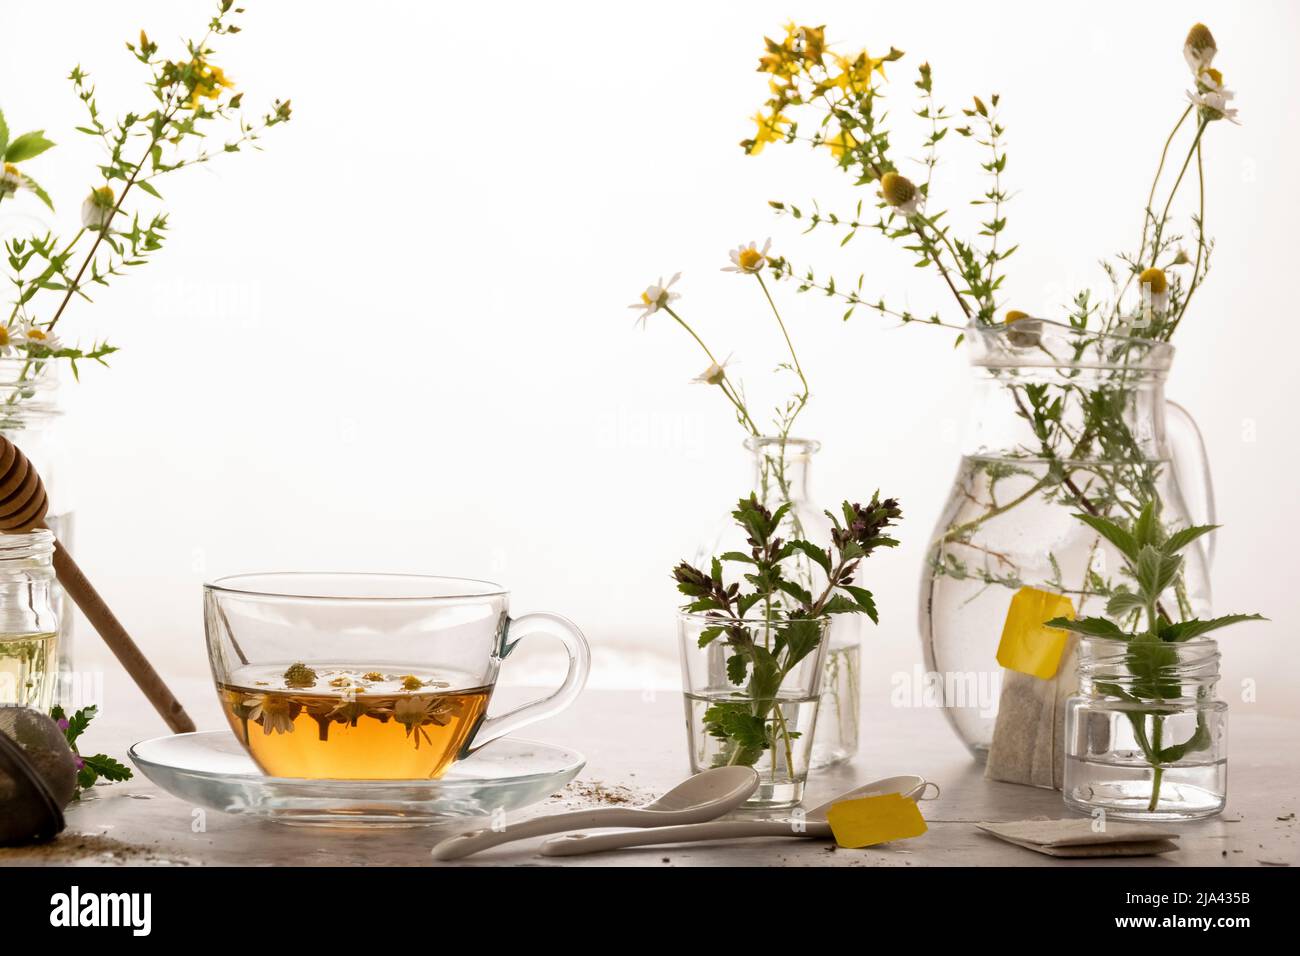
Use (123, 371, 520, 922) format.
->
(745, 111, 789, 156)
(825, 126, 859, 160)
(0, 325, 14, 355)
(791, 24, 826, 63)
(832, 51, 885, 95)
(879, 171, 923, 216)
(1184, 23, 1217, 74)
(758, 22, 826, 76)
(179, 58, 236, 109)
(1003, 310, 1030, 325)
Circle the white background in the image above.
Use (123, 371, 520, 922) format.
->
(4, 1, 1298, 722)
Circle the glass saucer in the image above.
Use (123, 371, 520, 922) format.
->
(129, 732, 585, 828)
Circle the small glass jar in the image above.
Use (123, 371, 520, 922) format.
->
(692, 437, 861, 769)
(0, 529, 60, 710)
(679, 611, 830, 809)
(1064, 636, 1226, 821)
(0, 357, 74, 704)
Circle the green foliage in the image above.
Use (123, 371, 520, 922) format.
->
(1, 0, 289, 401)
(1043, 507, 1263, 806)
(674, 491, 900, 767)
(1046, 502, 1262, 647)
(50, 704, 134, 798)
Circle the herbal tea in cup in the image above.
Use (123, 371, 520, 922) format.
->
(204, 573, 590, 780)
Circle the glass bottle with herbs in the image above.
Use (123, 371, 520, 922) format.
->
(675, 493, 900, 807)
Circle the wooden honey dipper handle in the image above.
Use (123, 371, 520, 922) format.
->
(45, 528, 196, 733)
(0, 436, 195, 734)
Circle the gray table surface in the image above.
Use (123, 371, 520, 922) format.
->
(3, 682, 1297, 867)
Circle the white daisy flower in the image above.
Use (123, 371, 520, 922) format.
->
(242, 694, 296, 735)
(394, 695, 455, 749)
(0, 325, 18, 356)
(628, 273, 681, 328)
(80, 185, 117, 231)
(692, 354, 734, 386)
(1183, 23, 1217, 75)
(1187, 69, 1240, 124)
(722, 239, 772, 274)
(0, 164, 23, 198)
(16, 324, 62, 354)
(1138, 267, 1170, 316)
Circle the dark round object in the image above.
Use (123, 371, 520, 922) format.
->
(0, 706, 76, 845)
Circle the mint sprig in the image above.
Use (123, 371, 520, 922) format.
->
(1045, 503, 1263, 810)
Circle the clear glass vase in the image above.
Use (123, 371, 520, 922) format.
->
(920, 321, 1215, 760)
(678, 611, 830, 808)
(692, 436, 860, 768)
(1064, 636, 1226, 821)
(0, 357, 75, 707)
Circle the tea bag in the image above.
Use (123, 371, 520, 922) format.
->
(985, 587, 1078, 790)
(0, 706, 77, 845)
(985, 638, 1078, 789)
(976, 819, 1179, 857)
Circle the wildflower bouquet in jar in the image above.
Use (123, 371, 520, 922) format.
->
(628, 240, 878, 768)
(0, 0, 289, 401)
(740, 21, 1242, 768)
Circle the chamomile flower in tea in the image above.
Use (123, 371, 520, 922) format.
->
(218, 665, 484, 780)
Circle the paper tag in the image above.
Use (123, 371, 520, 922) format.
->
(996, 586, 1075, 679)
(825, 793, 927, 849)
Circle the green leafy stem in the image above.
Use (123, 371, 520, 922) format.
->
(1045, 504, 1263, 811)
(674, 493, 900, 779)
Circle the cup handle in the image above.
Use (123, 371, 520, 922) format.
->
(1165, 399, 1217, 568)
(463, 612, 591, 755)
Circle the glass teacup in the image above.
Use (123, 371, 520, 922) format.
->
(203, 573, 590, 780)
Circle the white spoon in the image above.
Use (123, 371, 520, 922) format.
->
(539, 773, 936, 857)
(430, 766, 760, 861)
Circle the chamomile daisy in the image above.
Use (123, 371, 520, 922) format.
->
(628, 273, 682, 327)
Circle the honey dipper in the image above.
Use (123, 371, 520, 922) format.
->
(0, 434, 195, 734)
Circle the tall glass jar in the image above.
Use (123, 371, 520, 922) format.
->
(1064, 637, 1226, 820)
(0, 357, 74, 705)
(920, 321, 1214, 760)
(693, 437, 861, 768)
(0, 529, 60, 709)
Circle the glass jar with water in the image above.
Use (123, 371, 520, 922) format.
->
(919, 320, 1215, 759)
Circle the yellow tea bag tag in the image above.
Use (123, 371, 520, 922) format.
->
(825, 793, 927, 849)
(996, 586, 1075, 679)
